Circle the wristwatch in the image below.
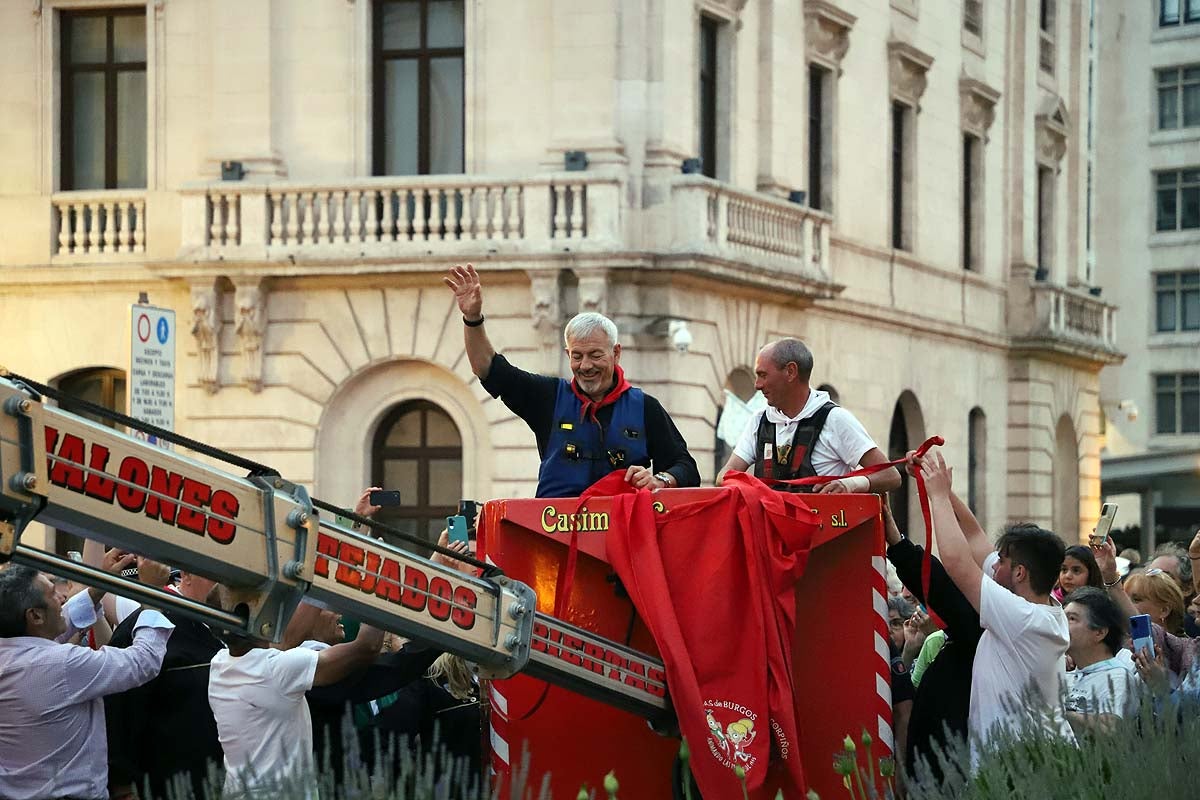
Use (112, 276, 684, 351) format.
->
(654, 472, 674, 487)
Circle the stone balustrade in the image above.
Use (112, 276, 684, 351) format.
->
(51, 192, 146, 259)
(668, 175, 832, 276)
(1018, 280, 1120, 358)
(181, 173, 622, 260)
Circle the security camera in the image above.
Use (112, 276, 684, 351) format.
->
(1116, 400, 1138, 422)
(668, 320, 693, 353)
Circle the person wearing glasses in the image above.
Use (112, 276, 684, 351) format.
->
(445, 263, 700, 498)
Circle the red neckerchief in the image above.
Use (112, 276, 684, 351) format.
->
(570, 364, 632, 422)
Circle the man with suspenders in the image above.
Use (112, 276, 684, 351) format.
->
(719, 338, 901, 494)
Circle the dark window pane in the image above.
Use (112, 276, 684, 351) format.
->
(428, 459, 462, 506)
(1157, 187, 1178, 230)
(116, 71, 147, 189)
(382, 1, 421, 49)
(428, 0, 465, 48)
(1156, 272, 1176, 287)
(1162, 0, 1181, 25)
(1182, 387, 1200, 433)
(1188, 0, 1200, 22)
(429, 57, 464, 174)
(1184, 373, 1200, 388)
(1184, 169, 1200, 182)
(72, 72, 106, 190)
(1157, 172, 1177, 188)
(113, 13, 146, 63)
(382, 459, 419, 504)
(1156, 374, 1176, 390)
(1157, 290, 1177, 331)
(1156, 390, 1176, 434)
(70, 16, 107, 63)
(1182, 185, 1200, 228)
(384, 59, 419, 174)
(1158, 68, 1179, 85)
(1184, 83, 1200, 126)
(425, 407, 460, 446)
(1183, 270, 1200, 285)
(384, 410, 421, 446)
(1160, 87, 1179, 129)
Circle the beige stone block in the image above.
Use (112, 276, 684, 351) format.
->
(266, 322, 352, 386)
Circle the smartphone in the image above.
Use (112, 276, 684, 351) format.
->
(67, 550, 83, 563)
(1094, 502, 1119, 544)
(458, 499, 477, 529)
(369, 489, 402, 507)
(447, 515, 470, 545)
(1130, 613, 1155, 659)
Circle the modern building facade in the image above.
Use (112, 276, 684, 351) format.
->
(0, 0, 1120, 556)
(1094, 0, 1200, 554)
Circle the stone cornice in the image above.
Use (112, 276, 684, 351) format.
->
(804, 0, 857, 72)
(960, 76, 1001, 138)
(888, 40, 934, 109)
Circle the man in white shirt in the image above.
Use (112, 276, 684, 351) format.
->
(207, 599, 384, 797)
(0, 563, 174, 800)
(918, 450, 1075, 767)
(719, 338, 900, 494)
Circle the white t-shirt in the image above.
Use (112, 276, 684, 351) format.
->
(1063, 654, 1139, 718)
(208, 646, 320, 796)
(970, 576, 1076, 766)
(732, 388, 877, 477)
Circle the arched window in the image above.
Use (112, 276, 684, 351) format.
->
(1053, 414, 1080, 542)
(715, 367, 758, 477)
(968, 407, 987, 525)
(52, 367, 127, 556)
(887, 391, 926, 545)
(371, 400, 463, 545)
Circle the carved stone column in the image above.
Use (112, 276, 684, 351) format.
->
(528, 270, 562, 351)
(234, 280, 268, 393)
(576, 270, 609, 316)
(190, 280, 222, 394)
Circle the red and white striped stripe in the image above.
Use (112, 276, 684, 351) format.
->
(871, 554, 894, 755)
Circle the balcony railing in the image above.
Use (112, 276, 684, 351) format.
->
(181, 174, 621, 261)
(1016, 281, 1119, 360)
(51, 191, 146, 260)
(668, 176, 832, 276)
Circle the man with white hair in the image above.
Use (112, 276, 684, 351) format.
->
(445, 263, 700, 498)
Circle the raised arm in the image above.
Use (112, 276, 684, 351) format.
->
(1091, 536, 1138, 619)
(906, 450, 991, 568)
(312, 623, 386, 687)
(921, 450, 983, 612)
(444, 263, 496, 380)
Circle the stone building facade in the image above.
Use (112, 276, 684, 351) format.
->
(0, 0, 1120, 552)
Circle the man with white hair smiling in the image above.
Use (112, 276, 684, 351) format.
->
(445, 263, 700, 498)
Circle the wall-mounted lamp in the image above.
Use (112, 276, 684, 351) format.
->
(564, 150, 588, 172)
(1115, 400, 1138, 422)
(221, 161, 245, 181)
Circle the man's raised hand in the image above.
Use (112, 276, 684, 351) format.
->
(444, 263, 483, 320)
(919, 449, 953, 497)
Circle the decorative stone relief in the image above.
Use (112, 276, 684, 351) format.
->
(190, 282, 221, 395)
(234, 281, 268, 393)
(1036, 96, 1070, 167)
(528, 270, 562, 349)
(804, 0, 857, 72)
(960, 77, 1001, 139)
(888, 40, 934, 110)
(577, 271, 608, 317)
(31, 0, 42, 18)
